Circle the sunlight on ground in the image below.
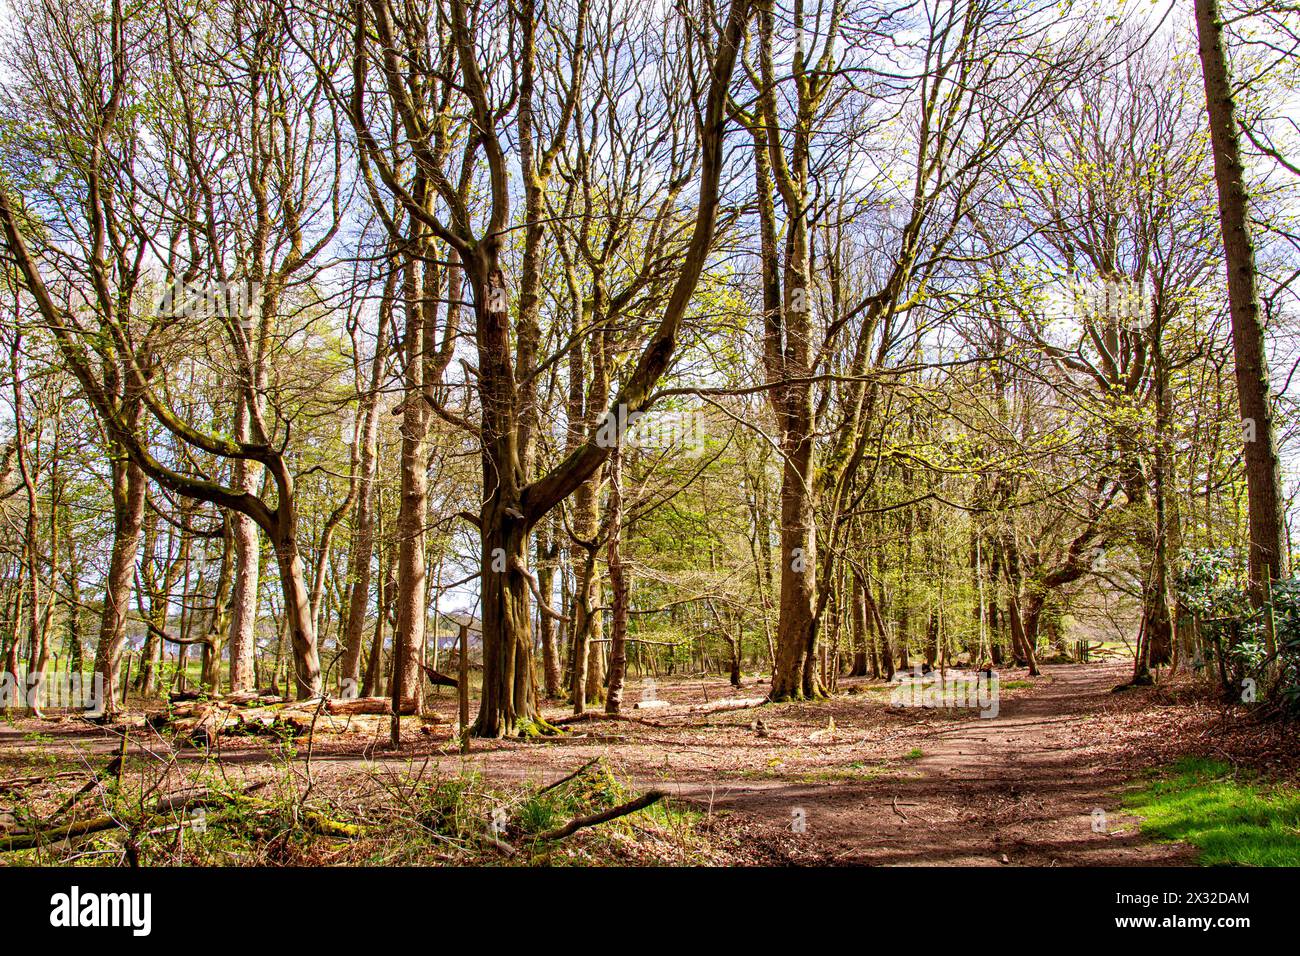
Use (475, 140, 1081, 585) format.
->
(1124, 758, 1300, 866)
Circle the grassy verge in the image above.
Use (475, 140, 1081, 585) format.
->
(1123, 757, 1300, 866)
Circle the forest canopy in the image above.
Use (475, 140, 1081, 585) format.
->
(0, 0, 1298, 742)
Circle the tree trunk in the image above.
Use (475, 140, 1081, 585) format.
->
(201, 521, 234, 692)
(362, 494, 393, 698)
(751, 0, 825, 704)
(12, 361, 49, 713)
(475, 502, 537, 737)
(1008, 594, 1040, 677)
(93, 456, 146, 716)
(270, 516, 321, 698)
(466, 0, 751, 735)
(850, 571, 869, 677)
(2, 592, 23, 713)
(340, 394, 380, 690)
(569, 546, 599, 715)
(473, 253, 539, 737)
(584, 593, 606, 705)
(394, 251, 431, 715)
(228, 396, 261, 694)
(1195, 0, 1290, 615)
(924, 609, 939, 669)
(605, 444, 629, 713)
(67, 563, 83, 675)
(770, 432, 821, 699)
(537, 523, 562, 699)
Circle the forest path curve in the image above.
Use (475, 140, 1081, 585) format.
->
(644, 664, 1198, 866)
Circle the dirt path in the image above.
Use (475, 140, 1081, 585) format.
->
(1, 662, 1201, 866)
(652, 664, 1197, 865)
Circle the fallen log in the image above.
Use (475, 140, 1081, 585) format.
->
(324, 697, 389, 716)
(222, 697, 291, 712)
(552, 711, 665, 729)
(166, 702, 225, 745)
(0, 814, 119, 852)
(325, 696, 418, 716)
(0, 771, 86, 790)
(292, 804, 366, 839)
(482, 833, 518, 857)
(161, 698, 293, 723)
(1, 785, 362, 852)
(162, 697, 427, 744)
(685, 696, 765, 715)
(533, 790, 666, 842)
(535, 758, 601, 795)
(167, 690, 291, 707)
(50, 755, 123, 819)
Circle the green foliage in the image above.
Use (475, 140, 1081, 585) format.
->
(391, 759, 701, 864)
(512, 762, 626, 837)
(8, 757, 703, 866)
(1125, 758, 1300, 866)
(1267, 580, 1300, 713)
(1177, 549, 1249, 621)
(414, 770, 487, 838)
(1177, 548, 1300, 711)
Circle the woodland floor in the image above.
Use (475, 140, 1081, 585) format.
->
(3, 660, 1297, 866)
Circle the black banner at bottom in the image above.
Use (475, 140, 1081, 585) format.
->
(0, 865, 1273, 946)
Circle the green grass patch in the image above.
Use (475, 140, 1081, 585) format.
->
(902, 747, 924, 761)
(795, 760, 901, 783)
(1124, 757, 1300, 866)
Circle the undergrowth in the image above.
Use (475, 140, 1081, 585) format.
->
(1124, 757, 1300, 866)
(3, 755, 715, 867)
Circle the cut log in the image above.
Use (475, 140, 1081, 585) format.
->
(160, 695, 423, 744)
(224, 696, 297, 711)
(326, 696, 389, 716)
(324, 696, 417, 716)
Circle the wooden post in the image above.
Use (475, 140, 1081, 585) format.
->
(121, 652, 132, 705)
(458, 623, 470, 753)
